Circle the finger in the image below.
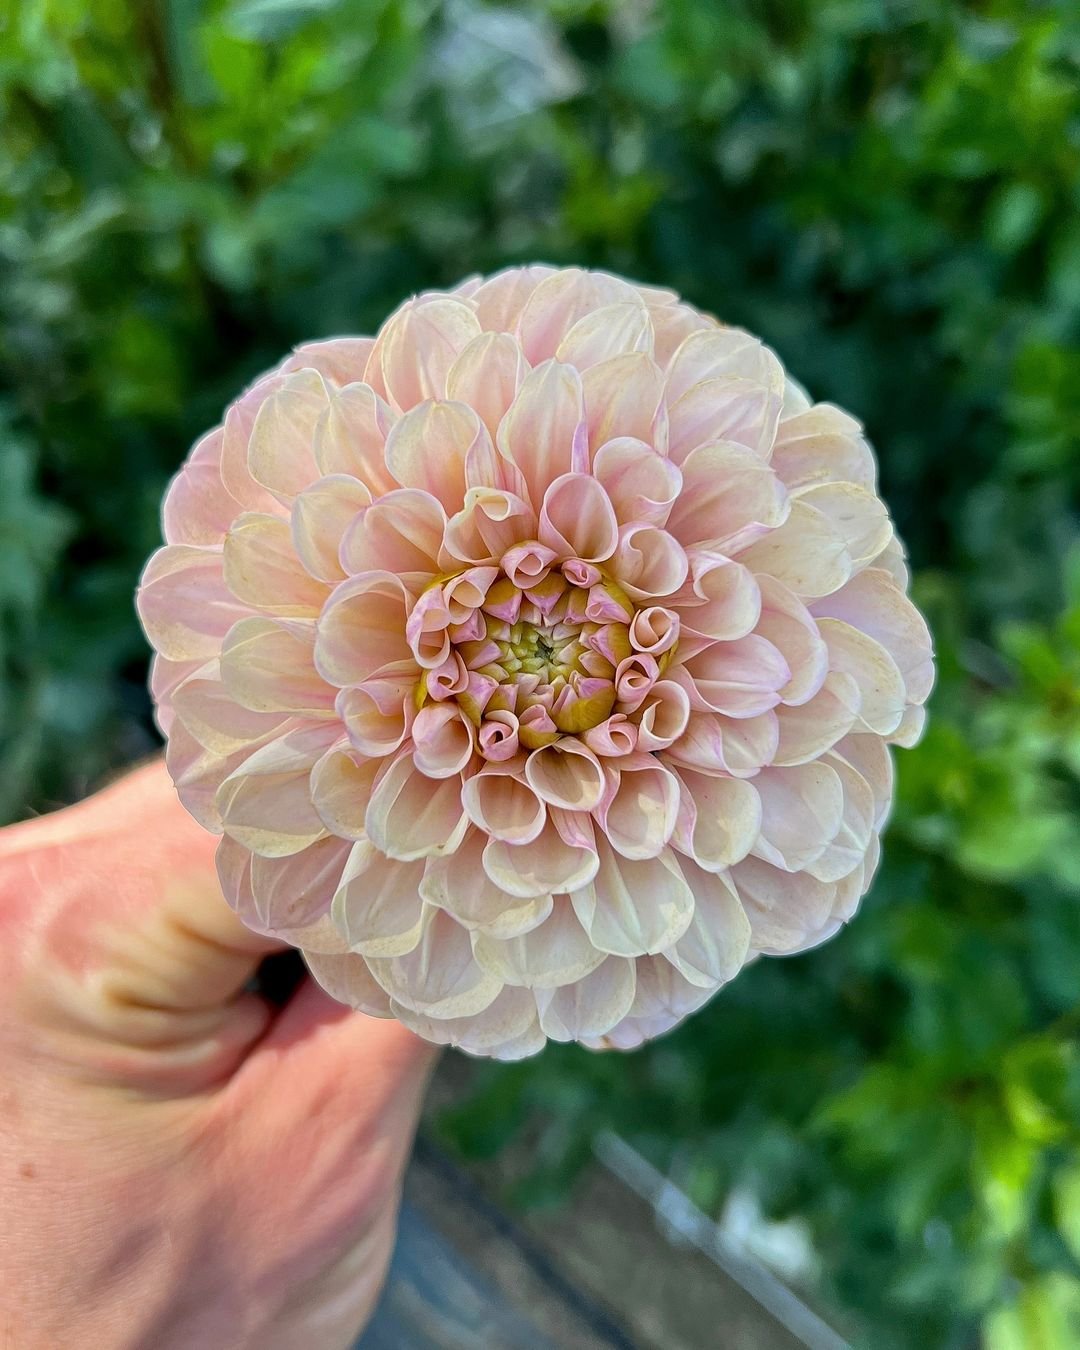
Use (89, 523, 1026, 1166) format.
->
(4, 759, 283, 1017)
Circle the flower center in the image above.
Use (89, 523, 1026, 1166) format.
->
(407, 555, 676, 762)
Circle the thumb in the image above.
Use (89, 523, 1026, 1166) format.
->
(1, 759, 282, 1027)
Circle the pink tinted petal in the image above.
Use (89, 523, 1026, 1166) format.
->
(773, 671, 860, 766)
(556, 299, 652, 370)
(772, 405, 876, 492)
(611, 524, 688, 601)
(303, 950, 393, 1017)
(248, 835, 350, 934)
(444, 488, 536, 564)
(730, 857, 837, 956)
(817, 618, 906, 736)
(413, 703, 477, 778)
(635, 680, 691, 752)
(421, 831, 552, 938)
(682, 634, 790, 718)
(172, 663, 292, 755)
(516, 269, 637, 363)
(593, 756, 680, 860)
(384, 400, 487, 512)
(314, 571, 416, 686)
(754, 574, 829, 707)
(482, 816, 599, 898)
(671, 769, 760, 871)
(445, 331, 528, 438)
(538, 474, 619, 563)
(393, 984, 541, 1054)
(470, 264, 557, 332)
(378, 297, 483, 410)
(667, 444, 789, 552)
(461, 758, 547, 843)
(137, 545, 250, 663)
(629, 606, 679, 657)
(215, 725, 338, 857)
(796, 481, 892, 571)
(665, 328, 784, 404)
(331, 841, 426, 957)
(739, 500, 852, 599)
(582, 714, 638, 757)
(285, 337, 374, 385)
(473, 899, 605, 988)
(672, 555, 761, 658)
(664, 709, 779, 779)
(310, 741, 381, 839)
(220, 374, 292, 515)
(666, 861, 751, 988)
(497, 361, 586, 506)
(581, 355, 666, 453)
(162, 428, 239, 546)
(592, 436, 681, 526)
(667, 376, 782, 463)
(338, 677, 416, 757)
(246, 368, 328, 502)
(525, 740, 605, 812)
(290, 474, 371, 583)
(220, 616, 336, 715)
(365, 753, 469, 861)
(367, 907, 501, 1019)
(571, 840, 693, 958)
(751, 762, 845, 873)
(536, 957, 636, 1042)
(223, 512, 329, 614)
(313, 382, 398, 494)
(339, 488, 447, 583)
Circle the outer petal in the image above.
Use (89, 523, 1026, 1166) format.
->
(137, 545, 250, 663)
(367, 907, 502, 1018)
(666, 861, 752, 988)
(313, 382, 398, 494)
(364, 753, 469, 861)
(314, 571, 416, 687)
(220, 617, 336, 715)
(571, 840, 694, 958)
(472, 899, 605, 988)
(223, 513, 329, 614)
(215, 725, 338, 857)
(536, 958, 637, 1042)
(290, 474, 371, 583)
(332, 841, 426, 957)
(247, 368, 329, 502)
(420, 830, 553, 938)
(303, 949, 395, 1017)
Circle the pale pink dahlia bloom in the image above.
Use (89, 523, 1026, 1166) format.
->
(138, 266, 933, 1059)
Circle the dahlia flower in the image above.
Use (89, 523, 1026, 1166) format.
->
(138, 266, 933, 1059)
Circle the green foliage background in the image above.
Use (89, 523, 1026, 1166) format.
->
(2, 0, 1079, 1344)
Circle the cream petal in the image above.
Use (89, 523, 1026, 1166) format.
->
(303, 949, 394, 1017)
(555, 299, 652, 370)
(666, 443, 789, 553)
(368, 906, 502, 1018)
(137, 544, 250, 663)
(525, 740, 605, 812)
(666, 860, 752, 988)
(592, 436, 681, 526)
(572, 840, 694, 958)
(444, 331, 528, 439)
(215, 725, 337, 857)
(482, 815, 599, 898)
(165, 719, 250, 833)
(648, 299, 717, 368)
(314, 571, 416, 687)
(773, 671, 860, 766)
(220, 616, 336, 715)
(392, 983, 540, 1053)
(771, 404, 876, 492)
(730, 856, 837, 956)
(667, 377, 782, 463)
(248, 834, 351, 934)
(751, 763, 845, 873)
(611, 524, 688, 600)
(331, 841, 426, 957)
(472, 898, 605, 988)
(796, 481, 892, 570)
(290, 474, 371, 583)
(420, 831, 553, 938)
(338, 488, 447, 583)
(626, 954, 716, 1024)
(754, 575, 829, 707)
(309, 741, 381, 839)
(461, 760, 547, 843)
(582, 355, 666, 452)
(497, 360, 587, 506)
(223, 512, 329, 614)
(538, 473, 619, 562)
(811, 567, 934, 706)
(412, 704, 476, 779)
(593, 756, 680, 860)
(817, 618, 906, 736)
(162, 428, 239, 546)
(536, 957, 637, 1042)
(364, 754, 469, 861)
(682, 634, 789, 718)
(337, 678, 416, 757)
(247, 368, 329, 502)
(378, 297, 483, 410)
(739, 499, 853, 599)
(891, 703, 927, 748)
(313, 382, 399, 494)
(672, 769, 760, 871)
(384, 400, 487, 512)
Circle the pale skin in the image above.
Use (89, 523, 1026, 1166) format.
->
(0, 760, 438, 1349)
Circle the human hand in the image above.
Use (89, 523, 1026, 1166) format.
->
(0, 759, 437, 1350)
